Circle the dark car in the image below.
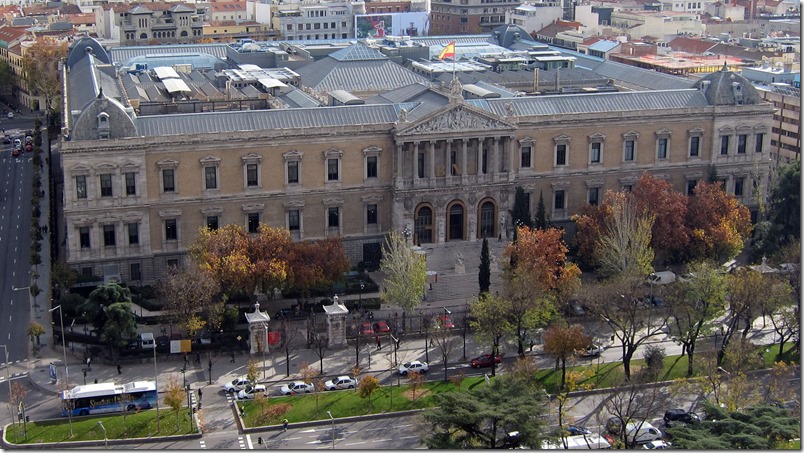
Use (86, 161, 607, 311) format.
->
(470, 353, 504, 368)
(275, 308, 294, 319)
(663, 409, 700, 427)
(566, 425, 592, 436)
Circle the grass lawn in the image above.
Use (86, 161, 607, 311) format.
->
(240, 342, 799, 427)
(7, 408, 196, 445)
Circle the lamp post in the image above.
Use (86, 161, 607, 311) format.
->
(181, 365, 187, 388)
(262, 325, 268, 379)
(358, 283, 364, 311)
(327, 411, 335, 450)
(97, 421, 107, 449)
(402, 227, 411, 244)
(153, 340, 160, 432)
(0, 345, 12, 438)
(48, 305, 68, 384)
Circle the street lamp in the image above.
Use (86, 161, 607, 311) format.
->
(327, 411, 335, 450)
(153, 340, 160, 432)
(181, 365, 187, 388)
(97, 421, 107, 449)
(48, 305, 68, 384)
(402, 227, 411, 244)
(0, 345, 12, 437)
(358, 283, 364, 310)
(262, 325, 268, 379)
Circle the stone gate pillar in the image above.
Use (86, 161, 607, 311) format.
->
(245, 302, 271, 355)
(323, 300, 349, 348)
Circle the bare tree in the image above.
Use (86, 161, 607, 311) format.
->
(720, 268, 766, 365)
(431, 325, 459, 382)
(603, 374, 670, 448)
(281, 322, 304, 377)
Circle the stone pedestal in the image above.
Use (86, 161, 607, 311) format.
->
(323, 302, 349, 348)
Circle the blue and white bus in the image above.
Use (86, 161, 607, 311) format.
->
(61, 381, 158, 416)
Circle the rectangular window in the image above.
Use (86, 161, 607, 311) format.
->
(590, 142, 601, 163)
(689, 136, 700, 157)
(287, 161, 299, 184)
(127, 223, 139, 245)
(165, 219, 177, 241)
(79, 226, 90, 248)
(328, 207, 339, 228)
(737, 134, 747, 154)
(130, 263, 141, 282)
(687, 179, 697, 196)
(755, 133, 764, 153)
(166, 259, 179, 268)
(366, 156, 378, 178)
(100, 174, 113, 197)
(206, 216, 219, 231)
(247, 213, 260, 233)
(366, 204, 377, 225)
(720, 135, 729, 155)
(520, 146, 531, 168)
(417, 152, 425, 178)
(556, 144, 567, 166)
(588, 187, 600, 206)
(125, 172, 136, 195)
(327, 158, 339, 181)
(246, 164, 258, 187)
(103, 224, 116, 247)
(288, 210, 300, 231)
(204, 166, 217, 189)
(734, 177, 744, 197)
(657, 138, 668, 159)
(624, 140, 635, 161)
(162, 169, 175, 192)
(554, 190, 565, 210)
(76, 175, 87, 199)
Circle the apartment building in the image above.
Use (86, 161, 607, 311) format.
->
(429, 0, 521, 35)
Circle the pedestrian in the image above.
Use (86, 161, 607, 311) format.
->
(184, 354, 189, 364)
(376, 336, 381, 350)
(282, 419, 289, 432)
(94, 379, 98, 384)
(86, 357, 91, 369)
(196, 352, 201, 364)
(198, 388, 203, 402)
(230, 352, 235, 363)
(117, 363, 122, 374)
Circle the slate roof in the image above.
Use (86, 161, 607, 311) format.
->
(135, 104, 400, 136)
(67, 54, 125, 120)
(668, 36, 717, 54)
(694, 66, 761, 105)
(109, 44, 229, 63)
(279, 88, 322, 108)
(467, 89, 709, 117)
(296, 45, 428, 92)
(587, 40, 620, 52)
(329, 43, 387, 61)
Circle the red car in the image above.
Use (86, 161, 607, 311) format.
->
(470, 353, 504, 368)
(361, 322, 374, 335)
(436, 315, 455, 329)
(373, 321, 390, 334)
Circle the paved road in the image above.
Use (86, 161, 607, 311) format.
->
(0, 138, 35, 364)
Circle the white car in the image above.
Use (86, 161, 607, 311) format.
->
(324, 376, 358, 391)
(643, 440, 671, 449)
(224, 376, 253, 394)
(279, 381, 314, 395)
(579, 344, 604, 358)
(237, 384, 267, 399)
(398, 360, 429, 375)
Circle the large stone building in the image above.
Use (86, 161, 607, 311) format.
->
(59, 33, 773, 284)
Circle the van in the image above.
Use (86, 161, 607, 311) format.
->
(607, 419, 663, 444)
(543, 434, 612, 449)
(139, 332, 156, 349)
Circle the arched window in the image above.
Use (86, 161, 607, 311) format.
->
(414, 205, 433, 244)
(479, 201, 495, 239)
(448, 203, 465, 241)
(139, 33, 148, 39)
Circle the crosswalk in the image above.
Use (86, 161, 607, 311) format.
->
(237, 435, 253, 449)
(0, 372, 26, 382)
(198, 440, 206, 449)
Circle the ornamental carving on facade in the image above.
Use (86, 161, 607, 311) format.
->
(399, 107, 512, 136)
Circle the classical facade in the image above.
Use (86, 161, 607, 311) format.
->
(60, 38, 774, 285)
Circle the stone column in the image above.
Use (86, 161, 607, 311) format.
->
(446, 139, 453, 179)
(412, 141, 420, 183)
(461, 138, 468, 183)
(394, 142, 403, 186)
(508, 135, 516, 181)
(492, 136, 500, 179)
(429, 140, 435, 182)
(478, 138, 485, 175)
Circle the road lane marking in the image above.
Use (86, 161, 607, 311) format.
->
(399, 436, 419, 439)
(372, 439, 392, 443)
(299, 429, 317, 433)
(345, 442, 367, 446)
(199, 440, 206, 449)
(245, 434, 253, 449)
(305, 440, 325, 444)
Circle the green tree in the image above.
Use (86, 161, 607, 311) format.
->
(510, 186, 533, 228)
(421, 373, 550, 449)
(534, 190, 548, 229)
(665, 261, 727, 376)
(28, 322, 45, 346)
(158, 262, 221, 337)
(769, 160, 800, 243)
(81, 283, 132, 333)
(470, 293, 512, 377)
(478, 237, 490, 295)
(102, 302, 138, 352)
(51, 261, 78, 297)
(379, 230, 426, 311)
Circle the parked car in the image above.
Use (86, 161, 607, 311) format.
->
(224, 376, 253, 394)
(398, 360, 429, 375)
(237, 384, 267, 400)
(373, 321, 390, 334)
(470, 353, 504, 368)
(435, 315, 455, 329)
(7, 111, 13, 119)
(11, 148, 20, 157)
(565, 425, 592, 436)
(578, 344, 604, 358)
(663, 409, 700, 427)
(324, 376, 358, 391)
(275, 308, 294, 319)
(361, 322, 374, 335)
(642, 440, 671, 449)
(279, 381, 314, 395)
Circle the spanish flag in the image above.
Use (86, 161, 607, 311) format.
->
(438, 42, 455, 60)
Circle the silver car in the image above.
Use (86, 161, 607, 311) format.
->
(324, 376, 358, 391)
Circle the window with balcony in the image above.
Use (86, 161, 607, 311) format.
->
(103, 224, 116, 247)
(165, 219, 178, 241)
(79, 226, 91, 248)
(247, 213, 260, 233)
(125, 172, 136, 196)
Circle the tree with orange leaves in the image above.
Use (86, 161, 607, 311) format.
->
(632, 173, 689, 261)
(22, 37, 68, 110)
(503, 226, 581, 356)
(686, 181, 752, 263)
(189, 224, 256, 295)
(247, 225, 292, 294)
(285, 237, 350, 299)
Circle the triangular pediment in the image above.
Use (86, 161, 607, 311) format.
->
(395, 105, 515, 137)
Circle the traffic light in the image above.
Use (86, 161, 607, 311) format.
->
(257, 437, 263, 445)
